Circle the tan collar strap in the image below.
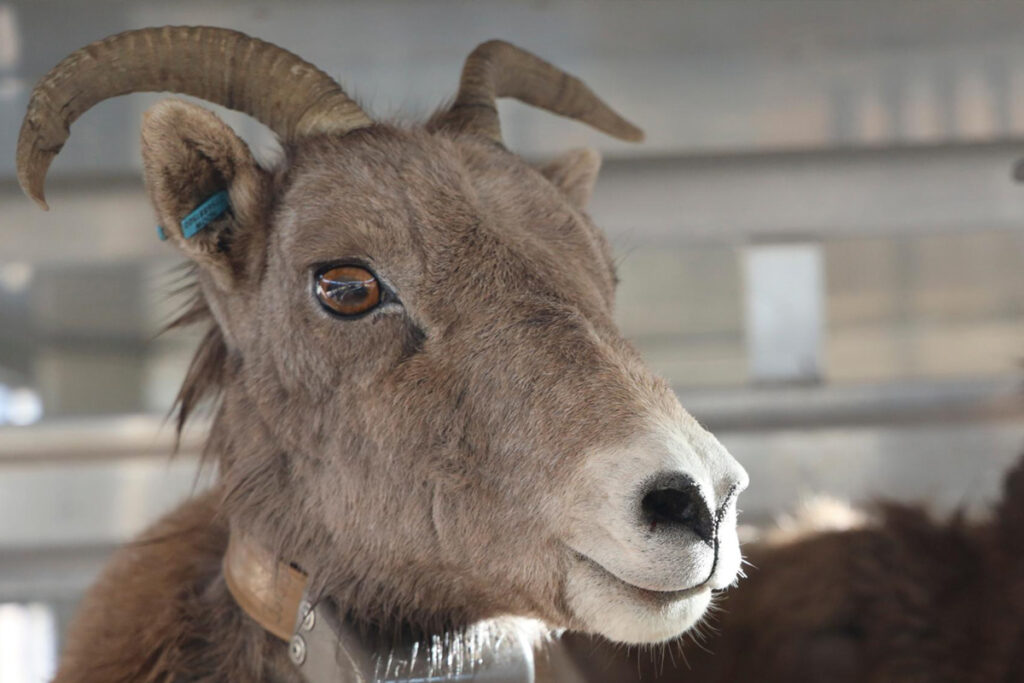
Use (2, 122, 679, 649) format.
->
(223, 533, 536, 682)
(223, 532, 308, 642)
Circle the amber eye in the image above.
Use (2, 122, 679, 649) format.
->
(314, 265, 382, 317)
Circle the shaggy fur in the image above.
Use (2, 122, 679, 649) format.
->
(560, 455, 1024, 682)
(52, 92, 718, 679)
(55, 493, 300, 682)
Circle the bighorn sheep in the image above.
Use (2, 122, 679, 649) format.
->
(17, 27, 748, 681)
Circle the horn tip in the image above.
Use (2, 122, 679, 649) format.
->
(17, 142, 54, 210)
(606, 119, 644, 143)
(17, 131, 55, 210)
(19, 176, 50, 211)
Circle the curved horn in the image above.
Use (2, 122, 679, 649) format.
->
(17, 26, 373, 209)
(441, 40, 643, 144)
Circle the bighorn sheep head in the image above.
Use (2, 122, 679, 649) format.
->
(18, 27, 747, 645)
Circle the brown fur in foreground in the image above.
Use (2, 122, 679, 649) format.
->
(55, 493, 297, 682)
(561, 455, 1024, 682)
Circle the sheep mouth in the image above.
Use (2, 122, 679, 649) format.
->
(565, 548, 718, 643)
(571, 551, 710, 606)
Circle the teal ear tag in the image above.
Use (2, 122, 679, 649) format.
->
(156, 190, 231, 241)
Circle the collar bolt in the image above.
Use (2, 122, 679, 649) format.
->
(299, 600, 315, 631)
(288, 634, 307, 666)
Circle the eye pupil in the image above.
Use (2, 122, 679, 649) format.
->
(315, 266, 382, 316)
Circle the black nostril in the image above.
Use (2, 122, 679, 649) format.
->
(640, 473, 715, 545)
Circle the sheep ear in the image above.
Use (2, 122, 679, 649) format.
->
(539, 147, 602, 208)
(141, 99, 269, 289)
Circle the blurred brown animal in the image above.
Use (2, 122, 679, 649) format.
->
(561, 455, 1024, 682)
(17, 27, 750, 682)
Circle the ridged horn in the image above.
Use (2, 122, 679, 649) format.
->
(441, 40, 644, 144)
(17, 26, 373, 210)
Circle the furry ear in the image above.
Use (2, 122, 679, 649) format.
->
(141, 99, 269, 290)
(539, 147, 602, 208)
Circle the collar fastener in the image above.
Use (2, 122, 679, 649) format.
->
(222, 532, 535, 682)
